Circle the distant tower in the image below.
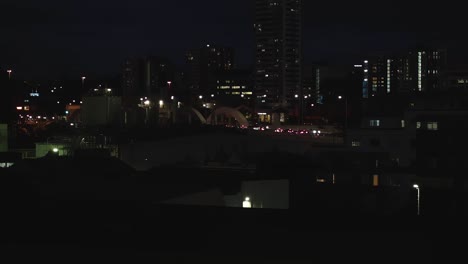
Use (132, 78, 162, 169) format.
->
(186, 45, 234, 97)
(254, 0, 302, 111)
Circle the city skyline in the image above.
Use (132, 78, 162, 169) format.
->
(1, 0, 467, 79)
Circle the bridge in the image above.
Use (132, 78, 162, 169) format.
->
(181, 106, 251, 127)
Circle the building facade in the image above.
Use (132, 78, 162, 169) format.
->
(122, 57, 175, 104)
(186, 45, 234, 97)
(254, 0, 302, 111)
(361, 49, 447, 98)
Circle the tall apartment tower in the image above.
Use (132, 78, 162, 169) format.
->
(254, 0, 302, 110)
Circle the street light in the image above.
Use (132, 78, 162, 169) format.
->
(338, 96, 348, 130)
(413, 184, 421, 216)
(81, 76, 86, 90)
(7, 69, 12, 80)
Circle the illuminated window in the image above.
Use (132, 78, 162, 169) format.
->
(427, 122, 438, 131)
(352, 141, 361, 147)
(373, 175, 379, 187)
(416, 122, 422, 129)
(370, 120, 380, 127)
(401, 120, 405, 128)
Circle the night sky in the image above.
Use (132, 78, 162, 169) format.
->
(1, 0, 466, 79)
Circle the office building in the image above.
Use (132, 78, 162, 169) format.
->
(254, 0, 302, 111)
(361, 49, 447, 98)
(215, 69, 254, 106)
(186, 45, 234, 97)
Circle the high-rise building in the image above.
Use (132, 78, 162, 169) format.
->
(361, 49, 447, 98)
(302, 65, 321, 104)
(122, 57, 175, 105)
(186, 45, 234, 97)
(215, 69, 254, 107)
(123, 57, 174, 97)
(410, 49, 447, 93)
(254, 0, 302, 111)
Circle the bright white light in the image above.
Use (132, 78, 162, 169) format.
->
(364, 60, 369, 64)
(52, 148, 59, 153)
(338, 96, 343, 100)
(311, 104, 315, 107)
(313, 130, 317, 134)
(106, 88, 112, 92)
(304, 96, 308, 99)
(211, 94, 215, 98)
(171, 96, 175, 100)
(159, 100, 164, 107)
(242, 197, 252, 208)
(295, 94, 299, 98)
(144, 100, 151, 106)
(70, 123, 75, 126)
(413, 184, 419, 189)
(199, 95, 203, 99)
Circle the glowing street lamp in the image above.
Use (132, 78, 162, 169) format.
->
(81, 76, 86, 90)
(413, 184, 421, 216)
(7, 69, 12, 80)
(338, 96, 348, 129)
(199, 95, 203, 99)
